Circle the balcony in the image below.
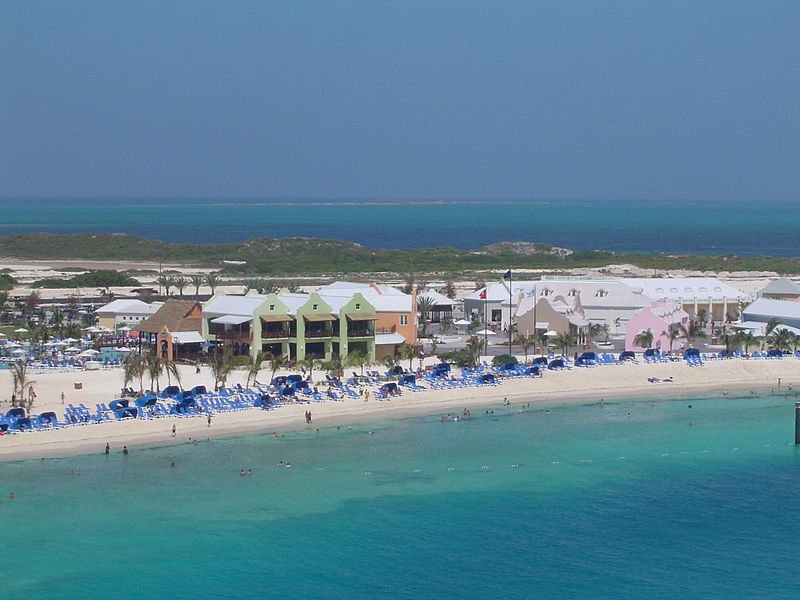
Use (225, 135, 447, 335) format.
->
(306, 328, 332, 338)
(261, 329, 289, 339)
(347, 327, 373, 338)
(375, 325, 396, 335)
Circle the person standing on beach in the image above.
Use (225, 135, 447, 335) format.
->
(172, 424, 176, 437)
(207, 414, 212, 427)
(61, 391, 65, 405)
(28, 385, 37, 404)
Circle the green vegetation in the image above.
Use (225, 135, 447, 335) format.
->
(0, 272, 15, 291)
(32, 270, 140, 289)
(1, 232, 799, 277)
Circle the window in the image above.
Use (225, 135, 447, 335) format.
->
(400, 315, 408, 325)
(568, 289, 578, 297)
(541, 288, 551, 297)
(595, 289, 608, 298)
(655, 287, 664, 294)
(356, 303, 361, 310)
(269, 304, 275, 311)
(312, 304, 318, 310)
(670, 287, 678, 293)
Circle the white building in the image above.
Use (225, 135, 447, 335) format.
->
(96, 299, 162, 330)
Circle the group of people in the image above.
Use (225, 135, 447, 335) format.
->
(304, 410, 313, 424)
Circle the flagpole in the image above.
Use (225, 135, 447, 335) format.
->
(508, 268, 512, 356)
(483, 287, 488, 358)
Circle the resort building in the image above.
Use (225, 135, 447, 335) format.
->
(132, 299, 204, 360)
(514, 295, 589, 340)
(96, 299, 162, 331)
(202, 283, 416, 363)
(740, 298, 800, 334)
(621, 278, 748, 323)
(468, 276, 748, 336)
(416, 289, 455, 323)
(625, 301, 690, 352)
(757, 278, 800, 302)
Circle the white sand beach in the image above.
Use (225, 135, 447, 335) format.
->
(1, 358, 797, 461)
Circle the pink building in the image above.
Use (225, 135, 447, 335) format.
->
(625, 302, 689, 352)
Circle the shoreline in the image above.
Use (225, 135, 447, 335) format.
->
(2, 359, 797, 462)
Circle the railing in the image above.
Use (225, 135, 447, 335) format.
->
(375, 326, 396, 334)
(306, 329, 332, 338)
(347, 328, 373, 338)
(261, 330, 289, 339)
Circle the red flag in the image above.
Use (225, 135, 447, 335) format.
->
(479, 288, 486, 299)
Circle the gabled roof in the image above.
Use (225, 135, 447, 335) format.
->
(760, 278, 800, 296)
(743, 298, 800, 321)
(134, 299, 202, 334)
(203, 294, 266, 317)
(97, 299, 161, 315)
(417, 290, 455, 307)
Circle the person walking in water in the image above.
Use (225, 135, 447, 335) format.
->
(105, 442, 110, 455)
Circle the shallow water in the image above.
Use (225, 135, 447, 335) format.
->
(2, 198, 799, 255)
(1, 390, 799, 599)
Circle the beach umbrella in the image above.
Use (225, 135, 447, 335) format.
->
(545, 330, 559, 337)
(118, 326, 131, 332)
(65, 346, 81, 353)
(79, 349, 100, 357)
(474, 329, 496, 336)
(14, 327, 28, 333)
(453, 319, 471, 326)
(117, 346, 132, 352)
(0, 332, 5, 337)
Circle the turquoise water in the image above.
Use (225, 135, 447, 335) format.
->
(2, 390, 799, 599)
(1, 198, 799, 255)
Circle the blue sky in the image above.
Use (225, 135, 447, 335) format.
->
(1, 1, 798, 200)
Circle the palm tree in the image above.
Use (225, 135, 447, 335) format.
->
(322, 356, 343, 378)
(465, 336, 483, 366)
(165, 361, 183, 390)
(245, 350, 265, 387)
(416, 296, 434, 338)
(398, 343, 418, 370)
(210, 348, 234, 390)
(736, 331, 760, 355)
(664, 325, 682, 353)
(146, 353, 164, 392)
(554, 331, 576, 356)
(190, 274, 204, 298)
(345, 350, 368, 376)
(123, 353, 147, 394)
(696, 308, 708, 327)
(173, 275, 187, 297)
(633, 328, 654, 349)
(10, 362, 35, 412)
(514, 333, 535, 362)
(716, 326, 736, 355)
(50, 308, 65, 337)
(205, 273, 221, 295)
(381, 354, 397, 370)
(267, 352, 285, 384)
(771, 328, 794, 351)
(764, 317, 782, 349)
(587, 323, 609, 345)
(679, 320, 707, 348)
(296, 357, 321, 382)
(157, 274, 174, 296)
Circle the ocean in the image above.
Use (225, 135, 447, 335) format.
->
(1, 198, 799, 256)
(2, 389, 799, 599)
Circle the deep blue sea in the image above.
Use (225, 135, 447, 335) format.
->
(1, 198, 799, 255)
(2, 390, 799, 599)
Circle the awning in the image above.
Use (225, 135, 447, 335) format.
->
(261, 314, 294, 323)
(172, 331, 206, 344)
(304, 313, 336, 322)
(375, 333, 406, 345)
(210, 315, 252, 325)
(346, 313, 377, 321)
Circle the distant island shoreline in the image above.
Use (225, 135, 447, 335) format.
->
(0, 232, 798, 276)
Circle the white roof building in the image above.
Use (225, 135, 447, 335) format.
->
(742, 298, 800, 330)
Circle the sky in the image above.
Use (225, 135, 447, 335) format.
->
(1, 1, 798, 201)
